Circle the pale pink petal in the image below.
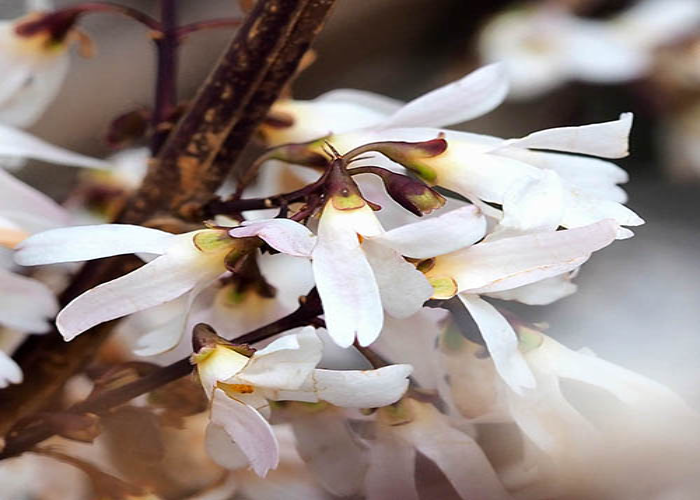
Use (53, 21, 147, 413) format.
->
(15, 224, 176, 266)
(0, 350, 22, 388)
(498, 113, 633, 159)
(0, 167, 68, 227)
(238, 327, 322, 391)
(459, 294, 535, 394)
(57, 239, 222, 341)
(379, 64, 509, 129)
(365, 431, 419, 500)
(397, 400, 510, 500)
(374, 205, 487, 259)
(211, 389, 279, 477)
(437, 219, 618, 294)
(362, 239, 433, 319)
(0, 267, 57, 332)
(291, 410, 367, 497)
(312, 212, 383, 347)
(0, 123, 110, 168)
(204, 422, 250, 470)
(230, 219, 316, 257)
(309, 364, 412, 407)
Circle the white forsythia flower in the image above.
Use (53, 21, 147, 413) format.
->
(193, 326, 412, 476)
(229, 206, 484, 348)
(479, 0, 700, 99)
(15, 224, 249, 342)
(365, 398, 510, 500)
(0, 0, 73, 127)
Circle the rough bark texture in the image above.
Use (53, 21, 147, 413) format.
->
(0, 0, 335, 443)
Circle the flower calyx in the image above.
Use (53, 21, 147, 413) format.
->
(324, 156, 367, 211)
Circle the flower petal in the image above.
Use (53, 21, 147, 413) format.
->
(486, 274, 577, 306)
(316, 88, 403, 116)
(0, 267, 57, 332)
(0, 350, 22, 388)
(57, 237, 221, 341)
(374, 205, 487, 259)
(433, 219, 618, 294)
(204, 422, 250, 470)
(365, 430, 419, 500)
(362, 239, 433, 319)
(211, 389, 279, 477)
(397, 399, 510, 500)
(230, 219, 316, 257)
(498, 113, 633, 159)
(459, 294, 535, 394)
(0, 167, 68, 228)
(15, 224, 176, 266)
(0, 123, 110, 168)
(238, 327, 322, 391)
(310, 364, 412, 407)
(379, 64, 509, 129)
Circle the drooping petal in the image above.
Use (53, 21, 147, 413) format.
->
(290, 409, 368, 497)
(312, 206, 383, 347)
(486, 274, 577, 306)
(362, 239, 433, 319)
(230, 219, 317, 257)
(0, 123, 110, 168)
(379, 64, 509, 129)
(0, 267, 57, 332)
(365, 430, 419, 500)
(0, 167, 68, 228)
(211, 389, 279, 477)
(396, 399, 510, 500)
(374, 205, 487, 259)
(56, 236, 223, 341)
(459, 294, 535, 394)
(238, 327, 322, 391)
(307, 364, 412, 407)
(431, 219, 618, 294)
(15, 224, 176, 266)
(498, 113, 633, 159)
(204, 422, 250, 470)
(0, 350, 22, 388)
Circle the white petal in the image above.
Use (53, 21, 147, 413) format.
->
(15, 224, 176, 266)
(0, 167, 68, 228)
(238, 327, 322, 391)
(486, 274, 577, 306)
(309, 364, 412, 407)
(231, 219, 316, 257)
(291, 410, 367, 497)
(0, 267, 57, 332)
(459, 294, 535, 394)
(614, 0, 700, 48)
(211, 389, 279, 477)
(312, 211, 383, 348)
(0, 123, 110, 168)
(435, 219, 618, 294)
(397, 400, 510, 500)
(531, 335, 695, 416)
(362, 239, 432, 319)
(488, 170, 565, 240)
(374, 205, 487, 259)
(316, 88, 403, 116)
(365, 431, 419, 500)
(0, 350, 22, 388)
(204, 422, 250, 470)
(498, 113, 633, 159)
(57, 237, 221, 341)
(379, 64, 508, 129)
(562, 189, 644, 236)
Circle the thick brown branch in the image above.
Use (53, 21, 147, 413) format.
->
(0, 0, 335, 443)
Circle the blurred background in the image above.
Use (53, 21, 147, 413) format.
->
(4, 0, 700, 403)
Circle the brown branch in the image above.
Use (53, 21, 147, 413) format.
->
(0, 0, 335, 443)
(0, 288, 324, 459)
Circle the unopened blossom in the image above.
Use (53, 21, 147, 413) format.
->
(365, 398, 509, 500)
(193, 326, 412, 476)
(230, 205, 485, 348)
(0, 0, 75, 127)
(479, 0, 700, 99)
(15, 224, 253, 342)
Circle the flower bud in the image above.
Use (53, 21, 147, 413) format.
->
(352, 138, 447, 183)
(381, 170, 445, 216)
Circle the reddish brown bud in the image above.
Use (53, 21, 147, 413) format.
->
(105, 109, 151, 149)
(383, 171, 446, 216)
